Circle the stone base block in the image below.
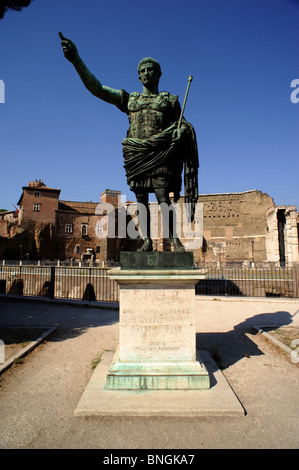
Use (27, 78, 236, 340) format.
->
(106, 350, 210, 390)
(120, 251, 194, 270)
(74, 350, 245, 417)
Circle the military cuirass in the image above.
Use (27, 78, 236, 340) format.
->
(126, 92, 179, 139)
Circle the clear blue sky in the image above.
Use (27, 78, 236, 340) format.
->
(1, 0, 298, 211)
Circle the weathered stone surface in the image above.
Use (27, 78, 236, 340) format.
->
(106, 268, 209, 390)
(75, 350, 244, 416)
(120, 251, 194, 270)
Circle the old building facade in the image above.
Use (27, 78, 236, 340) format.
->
(0, 181, 121, 264)
(0, 181, 298, 266)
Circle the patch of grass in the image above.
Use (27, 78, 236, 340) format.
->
(264, 326, 299, 349)
(91, 354, 103, 369)
(0, 327, 48, 362)
(13, 357, 23, 365)
(91, 350, 114, 369)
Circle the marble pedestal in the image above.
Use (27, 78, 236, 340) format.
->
(107, 259, 209, 390)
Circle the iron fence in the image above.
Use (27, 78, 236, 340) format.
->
(195, 266, 298, 298)
(0, 264, 298, 301)
(0, 264, 119, 302)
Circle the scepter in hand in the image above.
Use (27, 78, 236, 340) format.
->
(177, 75, 193, 129)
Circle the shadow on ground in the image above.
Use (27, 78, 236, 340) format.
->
(0, 296, 119, 344)
(196, 310, 293, 370)
(0, 297, 295, 365)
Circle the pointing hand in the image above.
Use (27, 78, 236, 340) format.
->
(59, 32, 78, 63)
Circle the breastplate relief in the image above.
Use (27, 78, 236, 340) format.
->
(127, 92, 175, 139)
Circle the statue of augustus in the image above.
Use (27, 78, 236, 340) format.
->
(59, 33, 199, 252)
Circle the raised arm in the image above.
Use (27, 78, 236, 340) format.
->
(58, 32, 122, 107)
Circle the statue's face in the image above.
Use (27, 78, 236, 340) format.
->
(138, 62, 160, 88)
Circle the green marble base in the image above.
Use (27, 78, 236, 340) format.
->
(107, 262, 209, 391)
(106, 350, 210, 390)
(120, 251, 194, 270)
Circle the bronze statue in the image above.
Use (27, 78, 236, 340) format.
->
(59, 33, 198, 252)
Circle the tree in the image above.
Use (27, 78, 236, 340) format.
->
(0, 0, 33, 19)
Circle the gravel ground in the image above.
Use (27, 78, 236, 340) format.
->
(0, 295, 298, 449)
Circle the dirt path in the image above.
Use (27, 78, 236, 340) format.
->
(0, 297, 298, 449)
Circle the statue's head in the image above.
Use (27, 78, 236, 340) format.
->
(137, 57, 162, 79)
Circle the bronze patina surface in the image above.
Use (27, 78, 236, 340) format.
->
(59, 33, 199, 252)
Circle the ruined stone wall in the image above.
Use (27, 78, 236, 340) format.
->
(284, 207, 299, 265)
(2, 184, 297, 266)
(265, 207, 279, 263)
(195, 190, 275, 265)
(133, 190, 278, 265)
(0, 220, 8, 237)
(266, 205, 299, 266)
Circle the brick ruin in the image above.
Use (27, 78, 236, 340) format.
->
(0, 181, 298, 266)
(197, 191, 298, 266)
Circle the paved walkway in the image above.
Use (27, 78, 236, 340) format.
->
(0, 295, 298, 449)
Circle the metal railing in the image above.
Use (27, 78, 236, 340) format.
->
(195, 266, 298, 298)
(0, 264, 298, 301)
(0, 264, 119, 302)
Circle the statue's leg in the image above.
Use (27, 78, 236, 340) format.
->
(135, 191, 153, 252)
(154, 188, 185, 252)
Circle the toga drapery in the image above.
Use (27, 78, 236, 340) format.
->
(122, 121, 199, 221)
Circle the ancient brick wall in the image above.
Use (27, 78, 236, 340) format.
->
(196, 190, 275, 265)
(120, 190, 286, 265)
(266, 205, 299, 266)
(2, 183, 298, 266)
(0, 220, 8, 237)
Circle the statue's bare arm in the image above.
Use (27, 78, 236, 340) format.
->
(59, 33, 122, 106)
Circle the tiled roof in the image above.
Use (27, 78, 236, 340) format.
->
(58, 200, 100, 214)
